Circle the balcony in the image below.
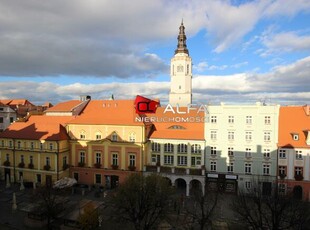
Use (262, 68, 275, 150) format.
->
(145, 165, 205, 176)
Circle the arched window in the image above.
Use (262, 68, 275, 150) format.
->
(164, 143, 174, 153)
(177, 144, 187, 153)
(191, 144, 201, 154)
(151, 142, 161, 152)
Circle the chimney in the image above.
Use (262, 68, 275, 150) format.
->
(303, 105, 310, 116)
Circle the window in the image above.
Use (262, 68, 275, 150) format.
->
(264, 132, 271, 141)
(191, 144, 201, 154)
(20, 155, 24, 163)
(152, 155, 160, 164)
(279, 166, 286, 176)
(46, 157, 50, 166)
(96, 134, 102, 140)
(29, 156, 33, 164)
(30, 142, 34, 150)
(246, 116, 252, 125)
(245, 181, 252, 189)
(211, 116, 217, 123)
(263, 164, 270, 175)
(112, 132, 118, 142)
(164, 143, 174, 153)
(293, 134, 299, 141)
(177, 156, 187, 166)
(17, 141, 21, 149)
(112, 153, 118, 166)
(40, 142, 43, 150)
(228, 147, 234, 157)
(263, 149, 270, 158)
(245, 163, 252, 174)
(152, 142, 161, 152)
(265, 116, 271, 125)
(9, 141, 13, 148)
(96, 152, 101, 164)
(295, 167, 303, 176)
(6, 154, 9, 161)
(177, 144, 187, 153)
(1, 140, 4, 147)
(164, 155, 174, 165)
(245, 131, 252, 141)
(210, 147, 217, 156)
(80, 151, 85, 163)
(129, 154, 136, 167)
(210, 131, 217, 140)
(10, 117, 14, 123)
(228, 131, 234, 141)
(279, 149, 286, 159)
(191, 156, 201, 166)
(210, 161, 217, 171)
(296, 150, 303, 160)
(227, 162, 234, 172)
(245, 148, 252, 158)
(129, 132, 136, 142)
(228, 116, 234, 124)
(49, 143, 53, 150)
(80, 133, 86, 139)
(278, 183, 286, 195)
(0, 117, 3, 123)
(95, 174, 101, 184)
(63, 156, 67, 167)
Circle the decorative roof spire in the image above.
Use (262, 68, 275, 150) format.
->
(175, 20, 189, 55)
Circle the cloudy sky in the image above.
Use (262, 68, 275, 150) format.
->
(0, 0, 309, 105)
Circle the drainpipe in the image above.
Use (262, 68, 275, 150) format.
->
(13, 139, 16, 183)
(56, 141, 59, 181)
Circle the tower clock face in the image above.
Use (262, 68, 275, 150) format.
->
(177, 65, 183, 72)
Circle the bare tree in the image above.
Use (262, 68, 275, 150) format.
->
(36, 187, 63, 229)
(232, 181, 310, 230)
(110, 173, 174, 230)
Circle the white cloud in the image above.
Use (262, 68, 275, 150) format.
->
(1, 56, 309, 105)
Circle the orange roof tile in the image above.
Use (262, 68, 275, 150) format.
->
(0, 115, 75, 141)
(278, 105, 310, 148)
(0, 99, 12, 105)
(67, 100, 143, 126)
(45, 100, 82, 112)
(148, 107, 205, 140)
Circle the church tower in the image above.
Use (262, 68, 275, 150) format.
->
(169, 21, 192, 106)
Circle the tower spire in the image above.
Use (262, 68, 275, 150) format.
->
(175, 20, 189, 55)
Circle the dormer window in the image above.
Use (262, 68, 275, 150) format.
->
(168, 125, 185, 130)
(129, 132, 136, 142)
(292, 134, 299, 141)
(80, 130, 86, 140)
(112, 132, 118, 142)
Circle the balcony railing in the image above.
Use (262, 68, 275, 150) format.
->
(145, 165, 205, 176)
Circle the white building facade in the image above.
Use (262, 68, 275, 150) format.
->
(204, 102, 280, 194)
(0, 104, 16, 132)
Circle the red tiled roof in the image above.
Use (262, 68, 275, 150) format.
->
(0, 99, 12, 105)
(45, 100, 82, 112)
(149, 107, 205, 140)
(0, 115, 75, 141)
(278, 105, 310, 148)
(67, 100, 142, 126)
(0, 99, 34, 106)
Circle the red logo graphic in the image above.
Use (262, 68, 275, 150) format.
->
(134, 95, 159, 114)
